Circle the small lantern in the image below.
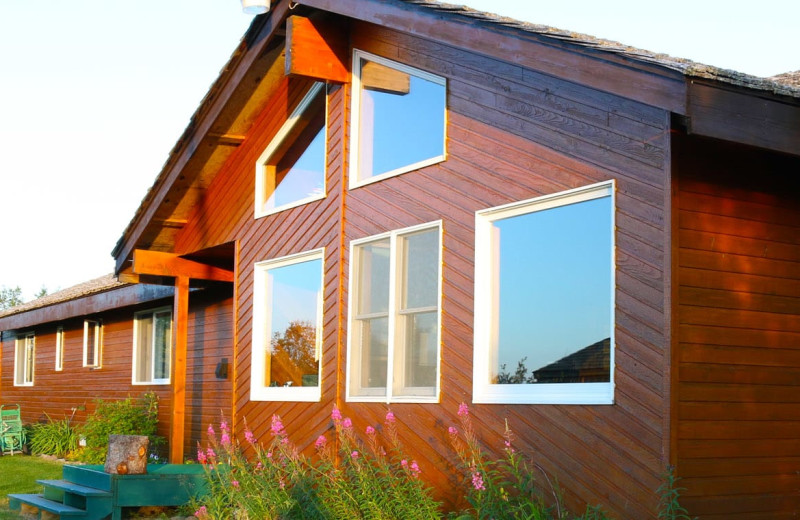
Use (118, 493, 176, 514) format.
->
(241, 0, 270, 15)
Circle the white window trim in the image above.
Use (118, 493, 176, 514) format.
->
(132, 307, 173, 385)
(346, 221, 443, 404)
(254, 82, 327, 219)
(251, 248, 325, 402)
(55, 326, 64, 372)
(83, 319, 102, 368)
(14, 332, 35, 387)
(473, 181, 616, 405)
(348, 49, 447, 190)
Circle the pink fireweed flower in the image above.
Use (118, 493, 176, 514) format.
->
(244, 429, 255, 445)
(385, 411, 395, 423)
(410, 460, 421, 476)
(206, 447, 216, 460)
(458, 402, 469, 417)
(220, 420, 229, 432)
(271, 416, 285, 436)
(365, 425, 375, 435)
(351, 450, 359, 460)
(331, 406, 342, 422)
(231, 480, 240, 489)
(255, 461, 263, 471)
(197, 450, 207, 464)
(194, 505, 207, 518)
(207, 424, 215, 437)
(221, 432, 231, 445)
(315, 435, 327, 450)
(448, 426, 458, 436)
(471, 471, 485, 491)
(401, 459, 408, 468)
(342, 418, 352, 429)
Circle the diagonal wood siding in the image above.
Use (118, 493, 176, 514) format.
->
(674, 134, 800, 519)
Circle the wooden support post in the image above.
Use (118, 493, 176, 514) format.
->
(169, 275, 190, 464)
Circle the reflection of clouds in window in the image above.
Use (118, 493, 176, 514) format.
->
(492, 196, 612, 384)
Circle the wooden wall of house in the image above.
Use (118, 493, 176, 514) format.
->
(171, 17, 673, 517)
(0, 286, 233, 458)
(674, 134, 800, 519)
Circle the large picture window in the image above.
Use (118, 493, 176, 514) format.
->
(14, 333, 35, 386)
(347, 223, 442, 402)
(83, 319, 102, 368)
(255, 82, 327, 218)
(473, 181, 615, 404)
(133, 308, 173, 384)
(349, 50, 446, 188)
(251, 249, 324, 401)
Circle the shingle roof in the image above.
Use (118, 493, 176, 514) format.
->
(0, 274, 127, 319)
(405, 0, 800, 99)
(770, 70, 800, 88)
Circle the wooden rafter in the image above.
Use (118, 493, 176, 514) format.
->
(132, 249, 234, 282)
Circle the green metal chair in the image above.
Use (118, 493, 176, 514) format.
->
(1, 404, 26, 455)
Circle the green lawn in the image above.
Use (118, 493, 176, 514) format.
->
(0, 455, 64, 519)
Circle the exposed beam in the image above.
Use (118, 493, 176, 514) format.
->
(286, 14, 349, 83)
(132, 249, 234, 282)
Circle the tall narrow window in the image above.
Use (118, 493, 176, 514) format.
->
(255, 82, 327, 217)
(473, 181, 615, 405)
(349, 50, 447, 188)
(14, 333, 35, 386)
(133, 308, 173, 384)
(251, 249, 324, 401)
(347, 222, 442, 402)
(83, 319, 102, 368)
(55, 327, 64, 371)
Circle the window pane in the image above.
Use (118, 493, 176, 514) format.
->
(402, 229, 438, 310)
(25, 336, 34, 384)
(492, 196, 612, 384)
(358, 57, 445, 180)
(358, 316, 388, 390)
(265, 87, 326, 211)
(266, 259, 322, 388)
(402, 311, 437, 390)
(153, 311, 172, 380)
(356, 239, 390, 315)
(136, 315, 154, 382)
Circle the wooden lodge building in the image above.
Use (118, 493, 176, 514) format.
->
(2, 1, 799, 517)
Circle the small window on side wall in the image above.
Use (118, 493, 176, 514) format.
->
(55, 326, 64, 371)
(349, 50, 446, 188)
(255, 82, 327, 218)
(133, 308, 173, 384)
(83, 319, 102, 368)
(473, 181, 615, 405)
(347, 222, 442, 403)
(251, 249, 324, 401)
(14, 333, 35, 386)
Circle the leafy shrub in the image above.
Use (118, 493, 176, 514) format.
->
(658, 467, 695, 520)
(73, 392, 162, 464)
(28, 413, 78, 458)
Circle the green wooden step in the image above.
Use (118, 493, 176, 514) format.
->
(38, 479, 113, 497)
(8, 492, 86, 516)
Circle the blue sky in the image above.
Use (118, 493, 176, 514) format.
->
(0, 0, 797, 300)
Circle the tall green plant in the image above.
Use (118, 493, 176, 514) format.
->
(28, 413, 78, 458)
(657, 467, 695, 520)
(74, 392, 161, 464)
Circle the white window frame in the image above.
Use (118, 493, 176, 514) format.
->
(14, 332, 35, 386)
(348, 50, 447, 189)
(55, 326, 64, 371)
(346, 221, 443, 403)
(473, 181, 615, 405)
(83, 319, 103, 368)
(255, 82, 327, 219)
(132, 307, 173, 385)
(251, 248, 325, 402)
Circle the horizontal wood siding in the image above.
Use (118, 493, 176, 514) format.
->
(674, 134, 800, 519)
(338, 22, 671, 517)
(0, 287, 233, 457)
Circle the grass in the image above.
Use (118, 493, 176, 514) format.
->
(0, 454, 64, 519)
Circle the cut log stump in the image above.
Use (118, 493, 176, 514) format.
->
(104, 434, 149, 475)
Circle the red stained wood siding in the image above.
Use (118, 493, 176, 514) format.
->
(674, 134, 800, 519)
(0, 287, 233, 458)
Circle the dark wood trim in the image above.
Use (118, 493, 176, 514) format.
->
(688, 81, 800, 157)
